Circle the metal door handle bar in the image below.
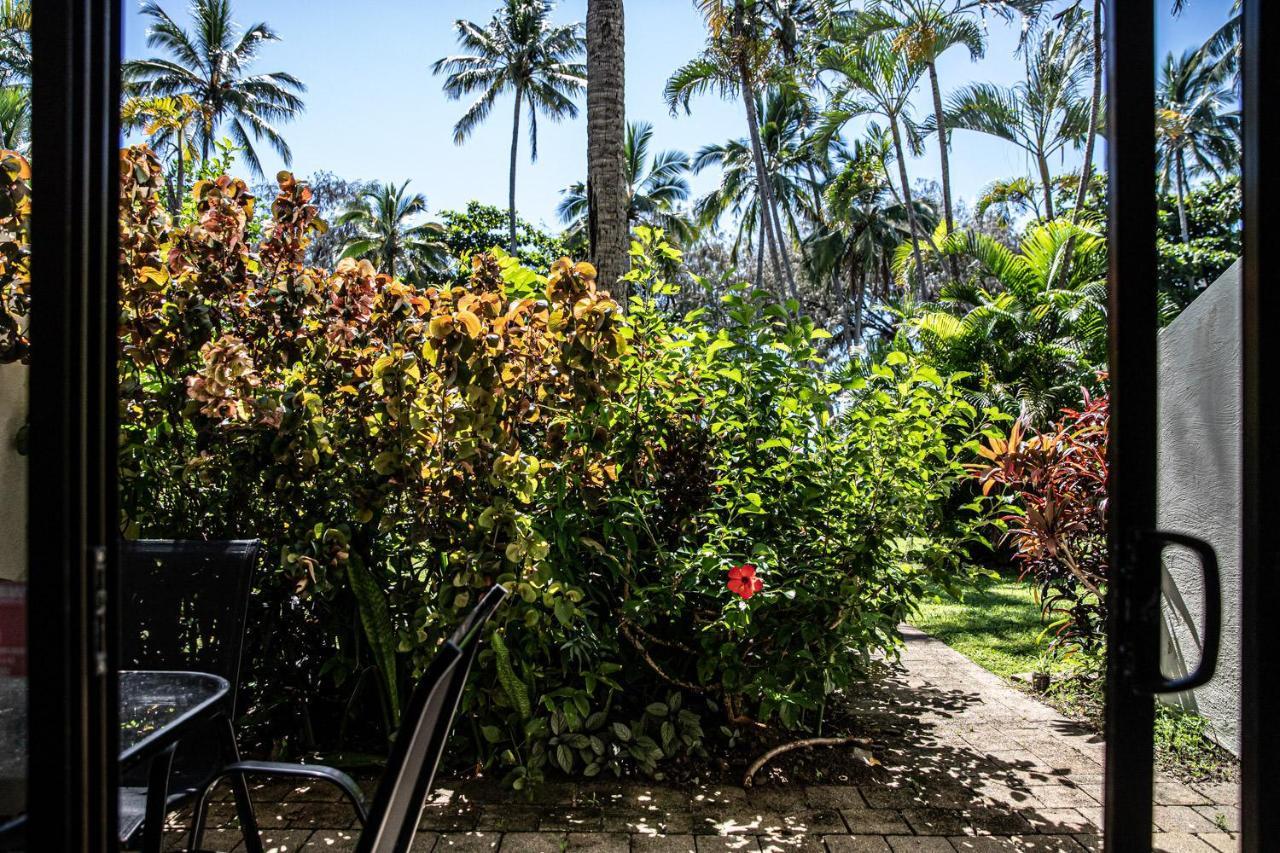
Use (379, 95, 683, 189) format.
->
(1141, 530, 1222, 694)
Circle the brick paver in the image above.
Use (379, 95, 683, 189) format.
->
(168, 626, 1237, 852)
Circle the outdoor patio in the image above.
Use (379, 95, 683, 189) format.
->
(174, 628, 1240, 853)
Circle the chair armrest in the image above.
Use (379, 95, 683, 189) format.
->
(211, 760, 369, 824)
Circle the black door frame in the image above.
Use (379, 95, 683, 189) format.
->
(1103, 0, 1159, 847)
(27, 0, 121, 850)
(1104, 1, 1275, 850)
(19, 0, 1276, 849)
(1240, 2, 1277, 851)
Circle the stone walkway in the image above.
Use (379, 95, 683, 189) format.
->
(177, 626, 1239, 853)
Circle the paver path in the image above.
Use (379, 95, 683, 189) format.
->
(181, 626, 1239, 853)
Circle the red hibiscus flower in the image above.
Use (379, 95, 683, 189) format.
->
(727, 563, 764, 600)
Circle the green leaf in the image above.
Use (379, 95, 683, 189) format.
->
(347, 558, 400, 727)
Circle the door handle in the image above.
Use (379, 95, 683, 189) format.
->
(1140, 530, 1222, 694)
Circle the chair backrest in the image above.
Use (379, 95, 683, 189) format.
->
(118, 539, 260, 714)
(356, 585, 508, 853)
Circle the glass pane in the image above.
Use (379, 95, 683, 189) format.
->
(0, 0, 30, 828)
(1155, 0, 1242, 846)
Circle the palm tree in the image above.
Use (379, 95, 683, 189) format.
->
(665, 0, 827, 302)
(559, 121, 695, 246)
(905, 218, 1108, 424)
(691, 88, 815, 292)
(817, 35, 931, 298)
(973, 176, 1044, 224)
(1176, 0, 1241, 91)
(336, 181, 448, 283)
(938, 20, 1091, 221)
(586, 0, 628, 292)
(122, 0, 306, 179)
(1156, 48, 1239, 244)
(121, 94, 202, 215)
(0, 85, 27, 153)
(855, 1, 984, 252)
(0, 0, 30, 88)
(806, 134, 935, 347)
(433, 0, 586, 255)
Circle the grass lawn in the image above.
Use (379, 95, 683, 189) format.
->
(910, 577, 1057, 679)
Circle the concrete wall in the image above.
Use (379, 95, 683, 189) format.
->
(0, 362, 24, 583)
(1156, 260, 1241, 755)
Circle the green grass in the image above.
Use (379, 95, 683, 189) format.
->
(910, 578, 1056, 679)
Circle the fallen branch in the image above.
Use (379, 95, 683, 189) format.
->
(742, 736, 876, 788)
(619, 622, 707, 694)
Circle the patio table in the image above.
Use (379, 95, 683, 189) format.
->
(119, 670, 229, 767)
(120, 670, 231, 853)
(0, 670, 230, 852)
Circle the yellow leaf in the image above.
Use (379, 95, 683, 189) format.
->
(455, 310, 482, 338)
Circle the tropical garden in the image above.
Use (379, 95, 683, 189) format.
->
(0, 0, 1242, 784)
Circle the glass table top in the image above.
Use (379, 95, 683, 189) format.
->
(118, 670, 229, 764)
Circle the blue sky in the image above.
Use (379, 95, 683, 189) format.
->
(122, 0, 1235, 232)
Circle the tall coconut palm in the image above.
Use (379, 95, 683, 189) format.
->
(559, 121, 696, 246)
(433, 0, 586, 255)
(938, 21, 1091, 221)
(691, 88, 815, 292)
(1156, 48, 1239, 244)
(807, 134, 935, 347)
(586, 0, 628, 292)
(664, 0, 828, 303)
(336, 181, 448, 283)
(817, 35, 931, 298)
(855, 1, 984, 251)
(122, 0, 306, 179)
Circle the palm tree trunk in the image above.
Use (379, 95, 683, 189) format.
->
(738, 68, 790, 302)
(927, 61, 961, 286)
(755, 212, 766, 289)
(854, 263, 866, 344)
(1175, 150, 1191, 243)
(927, 62, 955, 236)
(171, 125, 187, 217)
(1037, 155, 1056, 221)
(508, 85, 524, 254)
(1073, 0, 1103, 220)
(587, 0, 629, 294)
(889, 116, 927, 299)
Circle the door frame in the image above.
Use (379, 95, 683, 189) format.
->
(1240, 2, 1277, 850)
(27, 0, 122, 849)
(1102, 0, 1160, 848)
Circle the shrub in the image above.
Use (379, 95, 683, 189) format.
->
(969, 388, 1108, 655)
(0, 149, 29, 365)
(5, 147, 996, 784)
(602, 230, 996, 734)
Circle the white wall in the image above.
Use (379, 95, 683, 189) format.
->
(1156, 260, 1241, 755)
(0, 362, 25, 583)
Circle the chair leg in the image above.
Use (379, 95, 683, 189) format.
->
(227, 768, 262, 853)
(189, 718, 262, 853)
(141, 743, 177, 853)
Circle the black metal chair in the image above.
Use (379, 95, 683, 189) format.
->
(188, 583, 508, 853)
(118, 539, 264, 853)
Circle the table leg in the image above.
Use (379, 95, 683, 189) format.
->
(141, 742, 177, 853)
